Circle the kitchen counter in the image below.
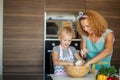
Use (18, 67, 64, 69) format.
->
(50, 74, 96, 80)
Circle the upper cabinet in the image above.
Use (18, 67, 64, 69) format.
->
(46, 0, 120, 17)
(46, 0, 85, 12)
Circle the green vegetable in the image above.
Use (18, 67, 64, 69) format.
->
(96, 66, 117, 80)
(98, 66, 117, 76)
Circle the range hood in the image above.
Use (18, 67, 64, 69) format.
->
(46, 12, 78, 21)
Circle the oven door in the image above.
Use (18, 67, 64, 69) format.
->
(45, 40, 60, 74)
(46, 21, 60, 39)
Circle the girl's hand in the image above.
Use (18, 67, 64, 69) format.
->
(68, 62, 74, 66)
(75, 59, 85, 66)
(81, 59, 85, 65)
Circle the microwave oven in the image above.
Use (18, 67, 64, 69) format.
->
(46, 20, 79, 39)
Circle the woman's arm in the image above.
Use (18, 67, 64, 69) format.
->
(80, 38, 86, 50)
(80, 38, 88, 58)
(85, 32, 114, 65)
(52, 51, 74, 66)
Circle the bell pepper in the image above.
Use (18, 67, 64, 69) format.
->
(97, 74, 108, 80)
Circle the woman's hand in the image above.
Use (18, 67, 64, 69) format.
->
(80, 48, 88, 58)
(81, 54, 87, 58)
(84, 61, 90, 66)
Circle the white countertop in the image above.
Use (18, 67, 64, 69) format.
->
(50, 74, 96, 80)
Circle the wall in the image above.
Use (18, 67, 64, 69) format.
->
(0, 0, 3, 75)
(3, 0, 44, 75)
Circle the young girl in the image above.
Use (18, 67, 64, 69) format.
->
(52, 21, 84, 75)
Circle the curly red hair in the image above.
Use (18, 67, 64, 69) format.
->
(77, 10, 108, 37)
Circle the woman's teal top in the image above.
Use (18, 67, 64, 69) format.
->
(82, 29, 115, 73)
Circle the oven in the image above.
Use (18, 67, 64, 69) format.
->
(46, 20, 79, 39)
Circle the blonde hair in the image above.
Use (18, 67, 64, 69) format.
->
(57, 21, 75, 38)
(77, 10, 108, 37)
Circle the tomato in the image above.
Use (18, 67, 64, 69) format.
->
(107, 77, 114, 80)
(112, 77, 119, 80)
(107, 77, 119, 80)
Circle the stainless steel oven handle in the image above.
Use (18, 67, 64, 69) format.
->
(47, 50, 79, 53)
(47, 50, 53, 53)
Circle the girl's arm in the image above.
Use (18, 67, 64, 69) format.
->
(52, 51, 74, 66)
(85, 32, 114, 66)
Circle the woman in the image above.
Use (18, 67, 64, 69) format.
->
(77, 10, 115, 73)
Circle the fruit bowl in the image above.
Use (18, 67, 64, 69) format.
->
(64, 65, 90, 78)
